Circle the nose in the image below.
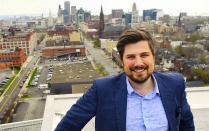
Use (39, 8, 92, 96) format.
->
(134, 57, 143, 67)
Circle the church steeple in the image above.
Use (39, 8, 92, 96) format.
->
(99, 5, 104, 38)
(100, 4, 103, 14)
(178, 13, 181, 27)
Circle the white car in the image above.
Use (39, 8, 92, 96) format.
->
(43, 90, 50, 94)
(47, 77, 51, 81)
(30, 82, 38, 86)
(47, 74, 52, 77)
(34, 75, 40, 78)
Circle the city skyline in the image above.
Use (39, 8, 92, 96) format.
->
(0, 0, 208, 17)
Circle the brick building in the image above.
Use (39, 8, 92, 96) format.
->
(47, 30, 71, 37)
(102, 25, 125, 39)
(0, 32, 37, 55)
(0, 47, 26, 69)
(87, 19, 100, 29)
(47, 30, 80, 42)
(86, 29, 97, 36)
(42, 45, 86, 58)
(112, 9, 124, 18)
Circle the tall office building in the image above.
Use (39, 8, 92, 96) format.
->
(57, 4, 62, 17)
(143, 9, 164, 21)
(177, 12, 187, 27)
(123, 13, 132, 26)
(84, 12, 91, 22)
(57, 4, 64, 23)
(64, 1, 70, 23)
(132, 2, 137, 12)
(71, 6, 77, 23)
(48, 9, 54, 27)
(76, 8, 85, 24)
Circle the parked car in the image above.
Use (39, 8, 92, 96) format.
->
(47, 74, 52, 77)
(30, 82, 38, 86)
(33, 77, 39, 82)
(2, 79, 9, 83)
(47, 77, 52, 81)
(43, 90, 50, 94)
(38, 84, 48, 89)
(83, 57, 88, 60)
(34, 75, 40, 78)
(23, 78, 27, 83)
(5, 76, 11, 80)
(19, 83, 24, 88)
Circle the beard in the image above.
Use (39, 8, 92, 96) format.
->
(127, 66, 152, 84)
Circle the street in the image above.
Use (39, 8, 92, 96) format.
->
(84, 40, 120, 75)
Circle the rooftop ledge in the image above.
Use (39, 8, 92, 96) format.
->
(186, 87, 209, 109)
(186, 87, 209, 92)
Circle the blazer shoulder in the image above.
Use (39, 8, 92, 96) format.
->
(91, 73, 126, 93)
(154, 72, 184, 82)
(154, 72, 186, 91)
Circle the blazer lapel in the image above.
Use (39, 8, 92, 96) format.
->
(154, 73, 176, 131)
(115, 74, 127, 131)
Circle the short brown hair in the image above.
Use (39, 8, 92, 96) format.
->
(117, 29, 156, 60)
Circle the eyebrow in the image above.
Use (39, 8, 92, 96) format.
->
(125, 52, 150, 56)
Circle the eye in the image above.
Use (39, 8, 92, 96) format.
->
(141, 53, 149, 57)
(127, 55, 135, 59)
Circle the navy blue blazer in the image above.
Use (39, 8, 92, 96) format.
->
(55, 72, 194, 131)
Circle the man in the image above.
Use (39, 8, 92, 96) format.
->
(55, 29, 194, 131)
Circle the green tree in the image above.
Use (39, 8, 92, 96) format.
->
(14, 66, 21, 70)
(40, 34, 45, 41)
(199, 55, 206, 63)
(93, 38, 100, 47)
(188, 33, 200, 42)
(191, 68, 209, 84)
(174, 45, 185, 57)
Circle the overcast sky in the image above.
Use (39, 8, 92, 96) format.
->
(0, 0, 208, 16)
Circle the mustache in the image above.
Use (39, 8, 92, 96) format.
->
(130, 65, 147, 71)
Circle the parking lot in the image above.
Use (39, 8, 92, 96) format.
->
(0, 69, 13, 95)
(13, 57, 101, 122)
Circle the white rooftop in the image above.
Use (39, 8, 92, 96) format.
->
(41, 94, 95, 131)
(1, 87, 209, 131)
(41, 87, 209, 131)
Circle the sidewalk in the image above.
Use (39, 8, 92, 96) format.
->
(22, 56, 33, 68)
(86, 55, 97, 69)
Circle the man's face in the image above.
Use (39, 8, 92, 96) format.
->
(122, 40, 155, 84)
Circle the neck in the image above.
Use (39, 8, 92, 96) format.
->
(128, 76, 155, 96)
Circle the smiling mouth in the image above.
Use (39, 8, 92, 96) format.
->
(134, 69, 145, 73)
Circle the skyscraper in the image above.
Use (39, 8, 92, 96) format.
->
(57, 4, 64, 23)
(48, 9, 54, 27)
(123, 13, 132, 26)
(143, 9, 164, 21)
(57, 4, 62, 17)
(132, 2, 137, 12)
(64, 1, 70, 23)
(71, 6, 77, 23)
(76, 8, 85, 24)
